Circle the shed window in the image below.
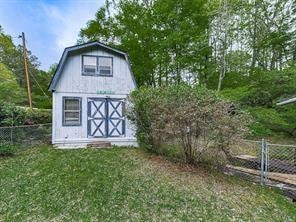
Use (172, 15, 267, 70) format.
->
(63, 97, 81, 126)
(98, 57, 112, 75)
(83, 56, 97, 74)
(82, 55, 113, 76)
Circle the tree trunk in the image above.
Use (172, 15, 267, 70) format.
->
(251, 0, 259, 69)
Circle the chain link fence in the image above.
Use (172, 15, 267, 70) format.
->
(0, 123, 52, 148)
(268, 143, 296, 174)
(226, 140, 262, 183)
(266, 143, 296, 190)
(226, 139, 296, 197)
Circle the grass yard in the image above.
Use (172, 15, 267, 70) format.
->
(0, 146, 295, 221)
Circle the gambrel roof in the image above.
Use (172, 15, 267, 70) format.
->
(48, 41, 136, 91)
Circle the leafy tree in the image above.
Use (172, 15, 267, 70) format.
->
(209, 0, 296, 90)
(0, 63, 25, 103)
(80, 0, 216, 87)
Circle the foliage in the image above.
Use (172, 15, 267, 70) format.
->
(221, 64, 296, 104)
(248, 107, 289, 137)
(128, 85, 249, 165)
(80, 0, 296, 89)
(277, 105, 296, 137)
(0, 63, 26, 103)
(0, 147, 295, 221)
(0, 101, 51, 126)
(0, 26, 52, 109)
(80, 0, 216, 86)
(0, 143, 17, 156)
(221, 65, 296, 138)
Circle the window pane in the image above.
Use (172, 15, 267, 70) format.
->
(65, 112, 80, 125)
(83, 56, 97, 73)
(100, 67, 111, 75)
(65, 99, 79, 111)
(84, 65, 96, 73)
(83, 56, 97, 66)
(65, 111, 79, 119)
(99, 57, 112, 75)
(99, 57, 112, 66)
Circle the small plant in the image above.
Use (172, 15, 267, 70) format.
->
(0, 143, 17, 156)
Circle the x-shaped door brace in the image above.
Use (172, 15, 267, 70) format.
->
(109, 101, 122, 118)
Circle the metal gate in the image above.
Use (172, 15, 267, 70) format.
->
(87, 98, 125, 138)
(229, 139, 296, 189)
(261, 139, 296, 186)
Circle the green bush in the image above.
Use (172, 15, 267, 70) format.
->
(0, 143, 17, 156)
(0, 101, 51, 126)
(26, 109, 51, 125)
(278, 106, 296, 137)
(246, 107, 296, 138)
(222, 65, 296, 106)
(220, 65, 296, 139)
(221, 86, 250, 102)
(128, 84, 250, 165)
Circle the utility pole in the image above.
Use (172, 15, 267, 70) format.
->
(20, 32, 32, 109)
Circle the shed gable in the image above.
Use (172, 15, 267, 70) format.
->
(48, 41, 136, 93)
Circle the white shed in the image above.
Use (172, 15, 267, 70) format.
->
(48, 41, 138, 148)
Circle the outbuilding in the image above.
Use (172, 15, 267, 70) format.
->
(48, 41, 137, 148)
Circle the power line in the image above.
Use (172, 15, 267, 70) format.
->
(28, 70, 50, 100)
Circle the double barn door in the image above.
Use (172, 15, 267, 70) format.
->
(88, 98, 125, 138)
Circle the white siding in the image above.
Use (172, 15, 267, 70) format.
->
(55, 47, 135, 94)
(52, 46, 137, 148)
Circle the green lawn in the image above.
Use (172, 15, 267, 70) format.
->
(0, 146, 295, 221)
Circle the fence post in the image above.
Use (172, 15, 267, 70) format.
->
(10, 112, 13, 145)
(260, 138, 265, 185)
(10, 127, 13, 145)
(265, 141, 269, 184)
(260, 138, 270, 185)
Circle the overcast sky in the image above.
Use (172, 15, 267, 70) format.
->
(0, 0, 104, 71)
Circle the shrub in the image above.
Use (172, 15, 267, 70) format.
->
(278, 106, 296, 137)
(0, 143, 17, 156)
(26, 109, 51, 125)
(0, 101, 51, 126)
(222, 104, 296, 139)
(128, 84, 250, 165)
(248, 107, 296, 138)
